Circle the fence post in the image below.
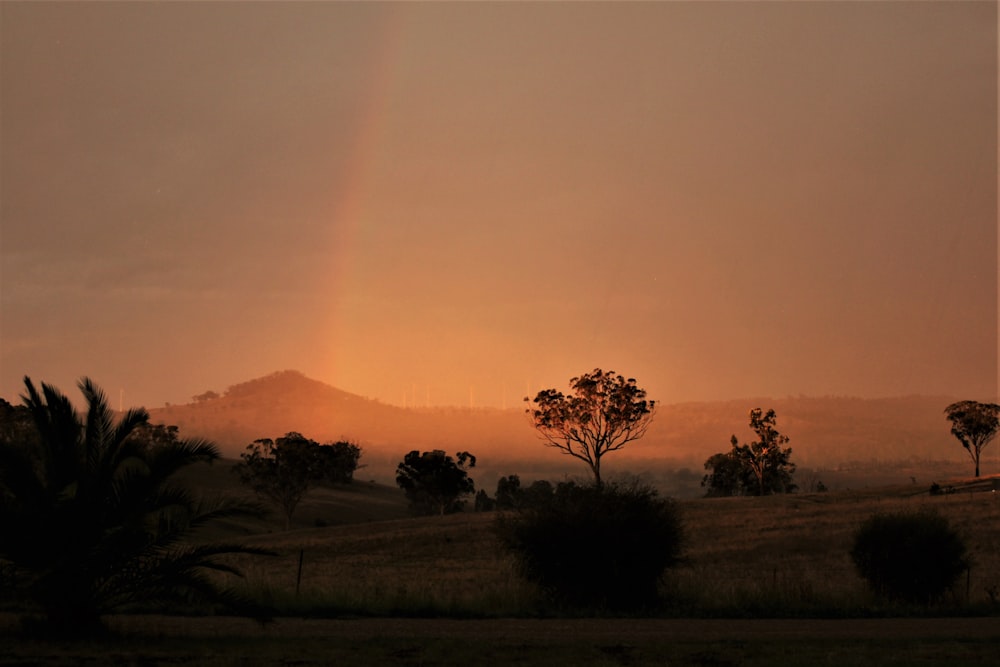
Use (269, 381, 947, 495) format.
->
(296, 549, 304, 597)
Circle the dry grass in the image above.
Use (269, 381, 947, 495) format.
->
(674, 485, 1000, 614)
(207, 476, 1000, 618)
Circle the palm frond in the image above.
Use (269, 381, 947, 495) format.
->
(6, 377, 275, 632)
(21, 378, 81, 491)
(143, 438, 219, 487)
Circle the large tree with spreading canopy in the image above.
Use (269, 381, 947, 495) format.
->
(944, 400, 1000, 478)
(525, 369, 655, 485)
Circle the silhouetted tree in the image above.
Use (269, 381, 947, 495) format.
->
(701, 451, 748, 497)
(525, 369, 655, 485)
(495, 474, 522, 510)
(702, 408, 796, 496)
(234, 433, 361, 530)
(474, 489, 495, 512)
(0, 377, 272, 636)
(315, 440, 363, 484)
(944, 400, 1000, 478)
(395, 450, 476, 515)
(522, 479, 555, 508)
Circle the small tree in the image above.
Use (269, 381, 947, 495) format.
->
(851, 510, 968, 603)
(701, 451, 748, 497)
(395, 450, 476, 515)
(495, 474, 522, 510)
(235, 433, 362, 530)
(525, 369, 655, 485)
(522, 479, 555, 509)
(315, 440, 363, 484)
(702, 408, 796, 497)
(474, 489, 495, 512)
(944, 400, 1000, 478)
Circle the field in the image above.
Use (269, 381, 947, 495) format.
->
(217, 478, 1000, 619)
(4, 468, 1000, 665)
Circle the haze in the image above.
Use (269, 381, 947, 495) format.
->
(1, 2, 996, 411)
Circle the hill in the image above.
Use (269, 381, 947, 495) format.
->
(149, 370, 972, 492)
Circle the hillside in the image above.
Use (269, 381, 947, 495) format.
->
(206, 472, 1000, 620)
(149, 370, 972, 492)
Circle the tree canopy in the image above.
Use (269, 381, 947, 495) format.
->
(234, 433, 362, 529)
(703, 408, 796, 497)
(944, 400, 1000, 478)
(525, 369, 655, 485)
(395, 450, 476, 515)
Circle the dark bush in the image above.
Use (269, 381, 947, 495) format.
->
(850, 510, 969, 603)
(495, 481, 684, 610)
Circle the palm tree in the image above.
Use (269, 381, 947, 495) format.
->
(0, 377, 273, 636)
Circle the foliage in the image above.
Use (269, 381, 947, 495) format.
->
(701, 452, 747, 497)
(850, 510, 969, 603)
(0, 377, 273, 636)
(522, 479, 555, 508)
(492, 476, 557, 512)
(473, 489, 495, 512)
(316, 440, 364, 484)
(495, 481, 684, 610)
(525, 369, 656, 485)
(944, 400, 1000, 477)
(234, 433, 362, 529)
(702, 408, 796, 496)
(494, 474, 522, 510)
(395, 450, 476, 516)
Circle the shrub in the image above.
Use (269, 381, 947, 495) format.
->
(850, 510, 969, 604)
(495, 481, 684, 610)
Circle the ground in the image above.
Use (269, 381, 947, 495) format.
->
(3, 615, 1000, 666)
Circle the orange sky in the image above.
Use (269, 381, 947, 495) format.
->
(1, 2, 996, 410)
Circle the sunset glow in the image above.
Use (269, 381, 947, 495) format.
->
(1, 2, 996, 410)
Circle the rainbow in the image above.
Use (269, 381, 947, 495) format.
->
(318, 8, 404, 385)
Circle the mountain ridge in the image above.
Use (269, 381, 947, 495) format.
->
(147, 370, 969, 480)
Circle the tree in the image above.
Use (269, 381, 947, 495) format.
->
(0, 377, 272, 636)
(702, 408, 796, 497)
(701, 451, 749, 497)
(395, 450, 476, 515)
(495, 474, 522, 510)
(525, 369, 655, 485)
(192, 390, 220, 403)
(944, 400, 1000, 478)
(474, 489, 495, 512)
(522, 479, 555, 509)
(234, 433, 361, 530)
(315, 440, 363, 484)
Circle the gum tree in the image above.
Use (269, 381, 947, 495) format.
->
(944, 400, 1000, 478)
(395, 450, 476, 515)
(703, 408, 796, 497)
(525, 369, 655, 486)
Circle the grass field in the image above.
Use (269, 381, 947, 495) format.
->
(201, 474, 1000, 619)
(4, 469, 1000, 665)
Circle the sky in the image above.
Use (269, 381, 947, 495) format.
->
(1, 1, 997, 410)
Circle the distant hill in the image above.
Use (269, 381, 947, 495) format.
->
(148, 371, 972, 492)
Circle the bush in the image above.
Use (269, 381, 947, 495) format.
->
(495, 481, 684, 610)
(850, 510, 969, 604)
